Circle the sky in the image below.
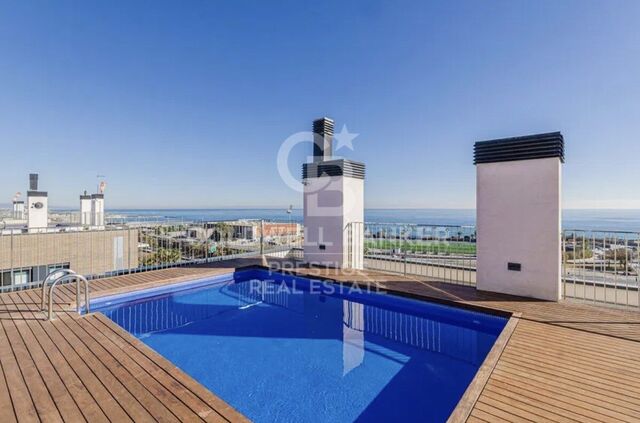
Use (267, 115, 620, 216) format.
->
(0, 0, 639, 209)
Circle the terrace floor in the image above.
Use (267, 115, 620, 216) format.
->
(0, 258, 639, 422)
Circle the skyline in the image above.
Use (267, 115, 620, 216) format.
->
(1, 1, 640, 209)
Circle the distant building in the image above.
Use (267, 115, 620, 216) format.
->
(0, 228, 139, 288)
(6, 174, 108, 232)
(80, 191, 92, 225)
(12, 199, 25, 220)
(187, 220, 301, 241)
(260, 222, 300, 238)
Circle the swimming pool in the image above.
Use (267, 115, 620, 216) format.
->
(93, 268, 507, 422)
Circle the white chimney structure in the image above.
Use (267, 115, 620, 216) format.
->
(303, 118, 365, 269)
(80, 191, 92, 226)
(12, 194, 25, 220)
(475, 132, 564, 301)
(90, 193, 105, 228)
(26, 173, 48, 232)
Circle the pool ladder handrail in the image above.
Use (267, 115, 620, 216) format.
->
(41, 269, 76, 311)
(41, 270, 90, 320)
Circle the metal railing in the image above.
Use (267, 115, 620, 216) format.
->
(351, 222, 477, 286)
(2, 215, 639, 310)
(0, 219, 303, 293)
(562, 230, 640, 308)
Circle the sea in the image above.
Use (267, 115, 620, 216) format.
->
(104, 208, 640, 233)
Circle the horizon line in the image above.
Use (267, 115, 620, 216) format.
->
(28, 206, 640, 211)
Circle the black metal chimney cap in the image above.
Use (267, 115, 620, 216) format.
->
(474, 131, 564, 164)
(29, 173, 39, 191)
(313, 117, 334, 162)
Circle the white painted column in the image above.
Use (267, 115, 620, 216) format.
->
(26, 174, 48, 232)
(12, 201, 25, 220)
(80, 193, 92, 226)
(91, 194, 105, 228)
(475, 132, 564, 301)
(303, 171, 364, 269)
(27, 193, 48, 232)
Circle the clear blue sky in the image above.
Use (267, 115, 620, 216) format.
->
(1, 0, 639, 209)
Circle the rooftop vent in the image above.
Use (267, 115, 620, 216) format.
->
(29, 173, 38, 191)
(474, 132, 564, 164)
(313, 117, 334, 162)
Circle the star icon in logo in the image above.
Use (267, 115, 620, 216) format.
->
(334, 124, 359, 151)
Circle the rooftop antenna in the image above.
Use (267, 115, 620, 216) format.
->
(96, 174, 106, 193)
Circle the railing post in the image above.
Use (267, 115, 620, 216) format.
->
(128, 226, 131, 274)
(403, 251, 407, 276)
(260, 220, 265, 256)
(259, 219, 268, 266)
(10, 230, 14, 290)
(403, 227, 408, 276)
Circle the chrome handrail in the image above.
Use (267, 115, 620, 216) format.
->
(41, 269, 76, 311)
(46, 274, 90, 321)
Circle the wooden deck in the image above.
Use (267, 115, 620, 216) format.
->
(0, 259, 639, 422)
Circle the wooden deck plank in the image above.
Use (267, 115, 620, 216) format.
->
(469, 407, 513, 423)
(0, 295, 64, 423)
(74, 317, 205, 422)
(473, 399, 536, 423)
(49, 285, 75, 307)
(502, 341, 640, 387)
(0, 322, 28, 423)
(0, 346, 18, 423)
(47, 316, 155, 422)
(489, 370, 640, 422)
(11, 290, 110, 423)
(85, 315, 227, 422)
(496, 354, 640, 406)
(19, 290, 134, 422)
(55, 314, 177, 422)
(92, 312, 244, 422)
(3, 292, 86, 423)
(493, 363, 640, 412)
(480, 387, 580, 423)
(504, 332, 640, 371)
(484, 379, 610, 422)
(1, 260, 639, 422)
(498, 351, 640, 397)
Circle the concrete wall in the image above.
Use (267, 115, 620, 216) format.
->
(304, 175, 364, 269)
(342, 177, 364, 269)
(0, 228, 139, 280)
(476, 157, 561, 301)
(304, 176, 344, 266)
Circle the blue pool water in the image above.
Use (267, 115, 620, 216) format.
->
(93, 269, 507, 422)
